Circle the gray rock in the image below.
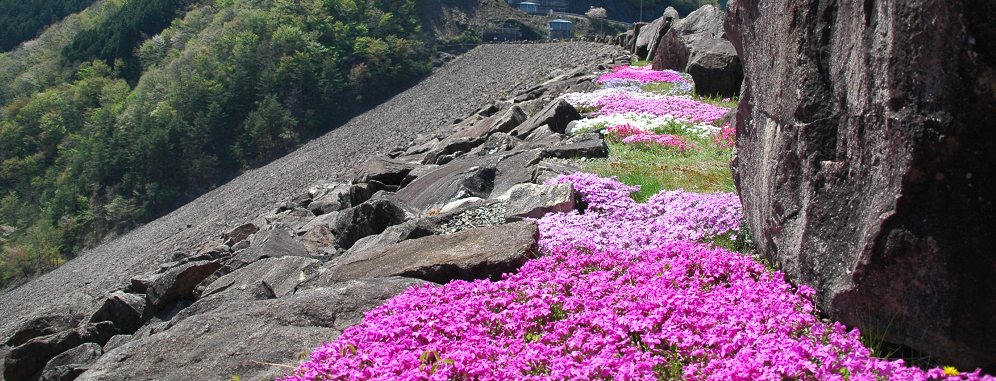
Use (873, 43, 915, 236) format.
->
(307, 183, 353, 215)
(39, 342, 102, 381)
(503, 183, 576, 221)
(395, 155, 499, 211)
(146, 260, 223, 312)
(88, 292, 146, 333)
(485, 105, 528, 136)
(174, 257, 321, 325)
(727, 0, 996, 370)
(348, 180, 388, 206)
(509, 99, 581, 138)
(544, 132, 608, 159)
(532, 159, 582, 184)
(332, 192, 417, 249)
(341, 220, 437, 260)
(321, 221, 539, 284)
(297, 224, 337, 256)
(473, 132, 519, 156)
(100, 335, 131, 353)
(221, 227, 310, 276)
(349, 156, 418, 186)
(203, 256, 319, 300)
(223, 223, 259, 247)
(492, 149, 547, 198)
(77, 278, 427, 381)
(422, 136, 486, 165)
(4, 322, 116, 381)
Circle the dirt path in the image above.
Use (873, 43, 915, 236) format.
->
(0, 42, 623, 338)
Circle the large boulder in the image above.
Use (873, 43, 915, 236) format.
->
(76, 278, 428, 381)
(727, 0, 996, 371)
(685, 38, 744, 98)
(634, 7, 680, 61)
(653, 5, 742, 98)
(316, 221, 539, 284)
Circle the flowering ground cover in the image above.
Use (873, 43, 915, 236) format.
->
(280, 65, 995, 381)
(281, 173, 993, 381)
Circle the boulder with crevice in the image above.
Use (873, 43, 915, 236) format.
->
(727, 0, 996, 370)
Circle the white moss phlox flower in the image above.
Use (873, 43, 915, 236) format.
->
(571, 112, 720, 138)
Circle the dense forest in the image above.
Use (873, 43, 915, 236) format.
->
(0, 0, 95, 52)
(0, 0, 432, 285)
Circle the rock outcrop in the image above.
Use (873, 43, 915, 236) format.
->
(727, 0, 996, 371)
(654, 5, 743, 98)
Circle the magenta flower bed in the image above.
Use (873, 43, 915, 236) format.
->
(597, 65, 688, 84)
(595, 93, 729, 124)
(280, 173, 994, 381)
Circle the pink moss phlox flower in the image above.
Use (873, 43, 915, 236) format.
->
(539, 172, 740, 252)
(605, 124, 690, 150)
(621, 133, 689, 150)
(712, 123, 736, 148)
(594, 92, 729, 124)
(597, 65, 688, 84)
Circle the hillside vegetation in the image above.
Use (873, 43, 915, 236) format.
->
(0, 0, 432, 285)
(0, 0, 95, 52)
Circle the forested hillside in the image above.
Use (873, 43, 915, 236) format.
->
(0, 0, 432, 285)
(0, 0, 95, 52)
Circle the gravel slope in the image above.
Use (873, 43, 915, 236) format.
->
(0, 42, 623, 339)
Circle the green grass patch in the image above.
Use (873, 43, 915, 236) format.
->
(581, 139, 736, 202)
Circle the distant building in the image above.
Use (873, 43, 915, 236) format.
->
(509, 0, 566, 14)
(547, 19, 571, 40)
(518, 2, 539, 14)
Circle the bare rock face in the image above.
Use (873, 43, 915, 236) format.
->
(726, 0, 996, 371)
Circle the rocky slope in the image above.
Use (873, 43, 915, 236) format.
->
(0, 42, 623, 352)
